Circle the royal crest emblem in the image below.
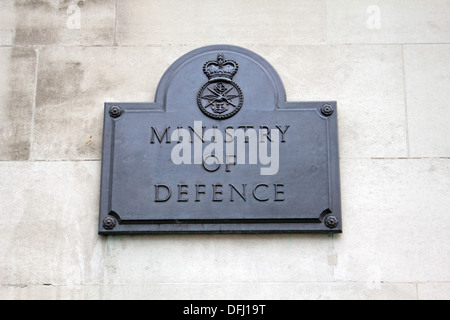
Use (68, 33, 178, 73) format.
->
(197, 53, 244, 120)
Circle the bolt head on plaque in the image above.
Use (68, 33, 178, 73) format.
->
(197, 54, 244, 120)
(109, 106, 123, 118)
(325, 216, 339, 229)
(103, 216, 117, 230)
(321, 104, 334, 117)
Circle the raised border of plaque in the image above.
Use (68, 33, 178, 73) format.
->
(99, 45, 342, 234)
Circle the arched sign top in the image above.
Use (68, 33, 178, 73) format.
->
(155, 45, 287, 114)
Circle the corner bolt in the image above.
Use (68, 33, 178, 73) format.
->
(109, 106, 123, 118)
(325, 216, 339, 229)
(321, 104, 334, 117)
(103, 216, 117, 230)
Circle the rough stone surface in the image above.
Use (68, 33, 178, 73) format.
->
(0, 47, 36, 160)
(0, 282, 417, 300)
(0, 0, 16, 46)
(116, 0, 327, 46)
(31, 45, 408, 160)
(0, 161, 101, 286)
(337, 159, 450, 283)
(418, 283, 450, 300)
(404, 45, 450, 157)
(31, 46, 195, 160)
(327, 0, 450, 44)
(1, 0, 449, 300)
(1, 0, 116, 46)
(251, 45, 408, 158)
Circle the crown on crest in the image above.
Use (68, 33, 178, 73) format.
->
(203, 54, 239, 81)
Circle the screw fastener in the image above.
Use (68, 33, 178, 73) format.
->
(103, 216, 117, 230)
(109, 106, 123, 118)
(325, 216, 339, 229)
(321, 104, 334, 117)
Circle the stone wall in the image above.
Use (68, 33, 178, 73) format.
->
(0, 0, 449, 300)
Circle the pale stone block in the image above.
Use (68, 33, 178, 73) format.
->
(32, 45, 408, 160)
(327, 0, 450, 44)
(0, 284, 97, 300)
(418, 282, 450, 300)
(116, 0, 327, 46)
(109, 282, 416, 300)
(249, 45, 407, 158)
(93, 234, 334, 285)
(31, 46, 196, 160)
(0, 0, 16, 46)
(0, 282, 417, 300)
(335, 158, 450, 283)
(1, 0, 116, 46)
(0, 161, 102, 286)
(404, 45, 450, 157)
(0, 47, 36, 160)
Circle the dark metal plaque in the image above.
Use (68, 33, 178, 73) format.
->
(99, 45, 342, 234)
